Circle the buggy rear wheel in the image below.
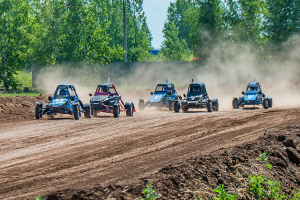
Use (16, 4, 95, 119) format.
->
(93, 110, 97, 117)
(74, 105, 80, 120)
(35, 104, 41, 119)
(232, 98, 239, 109)
(212, 100, 219, 111)
(267, 97, 272, 108)
(83, 103, 92, 118)
(138, 99, 144, 110)
(168, 101, 174, 111)
(125, 102, 134, 117)
(113, 105, 120, 118)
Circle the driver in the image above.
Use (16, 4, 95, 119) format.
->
(59, 89, 68, 95)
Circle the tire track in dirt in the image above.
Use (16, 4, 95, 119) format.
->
(0, 108, 299, 199)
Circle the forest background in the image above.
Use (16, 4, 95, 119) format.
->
(0, 0, 299, 90)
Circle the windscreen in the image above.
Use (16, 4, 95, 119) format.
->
(53, 85, 69, 99)
(188, 85, 201, 95)
(247, 86, 256, 91)
(155, 85, 166, 92)
(96, 86, 108, 93)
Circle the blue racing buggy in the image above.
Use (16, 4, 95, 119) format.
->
(139, 80, 178, 111)
(35, 83, 90, 120)
(232, 82, 272, 109)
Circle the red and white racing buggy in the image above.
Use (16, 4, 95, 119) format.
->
(83, 82, 135, 118)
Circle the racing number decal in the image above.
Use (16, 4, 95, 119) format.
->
(154, 95, 161, 99)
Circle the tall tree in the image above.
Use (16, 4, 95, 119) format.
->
(161, 22, 190, 61)
(126, 0, 152, 62)
(164, 0, 192, 49)
(266, 0, 300, 48)
(0, 0, 32, 90)
(185, 0, 226, 60)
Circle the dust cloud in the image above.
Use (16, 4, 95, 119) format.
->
(35, 35, 300, 110)
(35, 64, 99, 104)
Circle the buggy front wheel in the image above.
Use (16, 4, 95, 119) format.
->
(207, 101, 213, 112)
(74, 105, 80, 120)
(125, 102, 134, 116)
(263, 99, 269, 109)
(35, 104, 41, 119)
(113, 105, 120, 118)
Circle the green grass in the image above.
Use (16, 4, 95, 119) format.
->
(15, 71, 32, 87)
(0, 92, 40, 97)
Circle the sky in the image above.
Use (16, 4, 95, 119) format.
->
(143, 0, 177, 50)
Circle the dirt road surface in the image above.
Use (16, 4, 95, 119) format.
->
(0, 107, 299, 199)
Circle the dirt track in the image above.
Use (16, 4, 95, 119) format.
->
(0, 107, 299, 199)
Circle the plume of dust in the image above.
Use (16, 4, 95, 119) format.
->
(200, 36, 300, 110)
(35, 65, 98, 104)
(116, 35, 300, 111)
(35, 35, 300, 111)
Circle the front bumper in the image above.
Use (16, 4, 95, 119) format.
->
(146, 101, 168, 108)
(43, 105, 71, 115)
(181, 101, 206, 108)
(240, 100, 260, 105)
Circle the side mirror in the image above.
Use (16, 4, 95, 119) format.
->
(179, 95, 182, 100)
(89, 93, 92, 97)
(70, 96, 75, 101)
(183, 94, 186, 98)
(242, 91, 245, 95)
(48, 96, 53, 101)
(150, 92, 154, 95)
(258, 91, 262, 95)
(262, 93, 265, 97)
(167, 91, 171, 96)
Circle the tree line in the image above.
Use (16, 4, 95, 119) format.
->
(1, 0, 300, 89)
(0, 0, 152, 90)
(161, 0, 300, 61)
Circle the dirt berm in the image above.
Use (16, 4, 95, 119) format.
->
(0, 95, 48, 122)
(46, 123, 300, 200)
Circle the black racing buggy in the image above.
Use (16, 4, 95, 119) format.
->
(84, 82, 135, 118)
(174, 80, 219, 113)
(35, 84, 90, 120)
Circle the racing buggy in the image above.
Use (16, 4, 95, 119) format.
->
(232, 82, 272, 109)
(35, 84, 90, 120)
(173, 80, 219, 113)
(84, 82, 135, 118)
(138, 80, 179, 111)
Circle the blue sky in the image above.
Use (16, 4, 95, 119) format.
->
(143, 0, 176, 49)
